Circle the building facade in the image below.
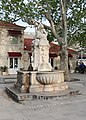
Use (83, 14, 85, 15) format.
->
(0, 21, 25, 75)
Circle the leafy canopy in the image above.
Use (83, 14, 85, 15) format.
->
(0, 0, 85, 46)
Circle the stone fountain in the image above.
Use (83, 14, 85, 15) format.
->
(5, 22, 68, 101)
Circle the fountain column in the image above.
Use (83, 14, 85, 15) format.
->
(32, 22, 52, 71)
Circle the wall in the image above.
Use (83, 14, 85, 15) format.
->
(0, 27, 24, 73)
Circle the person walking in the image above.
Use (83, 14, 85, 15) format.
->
(79, 61, 85, 74)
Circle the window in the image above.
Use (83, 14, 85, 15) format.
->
(10, 58, 13, 68)
(14, 58, 18, 68)
(10, 58, 18, 69)
(10, 36, 18, 44)
(51, 58, 54, 67)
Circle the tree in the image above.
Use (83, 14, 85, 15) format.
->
(0, 0, 85, 80)
(67, 0, 86, 47)
(60, 0, 69, 80)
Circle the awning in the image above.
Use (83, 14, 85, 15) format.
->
(8, 52, 22, 57)
(28, 53, 32, 56)
(49, 53, 58, 58)
(49, 53, 73, 58)
(68, 54, 73, 57)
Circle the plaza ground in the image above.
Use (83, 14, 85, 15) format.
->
(0, 73, 86, 120)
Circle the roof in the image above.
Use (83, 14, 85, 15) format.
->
(0, 21, 26, 29)
(49, 42, 76, 53)
(49, 42, 60, 54)
(24, 38, 33, 51)
(24, 39, 76, 57)
(67, 48, 76, 53)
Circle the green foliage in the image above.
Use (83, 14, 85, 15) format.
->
(0, 66, 8, 72)
(66, 0, 86, 47)
(0, 0, 85, 46)
(47, 30, 55, 42)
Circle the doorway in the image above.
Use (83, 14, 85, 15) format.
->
(8, 57, 20, 74)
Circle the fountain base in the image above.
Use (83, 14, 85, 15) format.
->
(5, 70, 68, 101)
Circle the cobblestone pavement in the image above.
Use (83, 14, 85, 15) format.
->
(0, 73, 86, 120)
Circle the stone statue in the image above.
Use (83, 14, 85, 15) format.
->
(35, 22, 47, 40)
(32, 21, 52, 71)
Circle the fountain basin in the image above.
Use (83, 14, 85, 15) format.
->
(36, 71, 65, 85)
(12, 70, 68, 93)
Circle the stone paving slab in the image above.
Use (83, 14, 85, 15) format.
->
(0, 74, 16, 84)
(0, 73, 86, 120)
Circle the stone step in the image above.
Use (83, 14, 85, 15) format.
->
(0, 75, 17, 84)
(5, 86, 81, 102)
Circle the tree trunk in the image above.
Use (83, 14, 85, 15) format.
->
(60, 0, 69, 81)
(60, 43, 69, 81)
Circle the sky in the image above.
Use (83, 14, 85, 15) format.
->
(15, 20, 35, 33)
(15, 19, 50, 33)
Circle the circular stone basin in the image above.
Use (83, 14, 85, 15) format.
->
(36, 71, 64, 85)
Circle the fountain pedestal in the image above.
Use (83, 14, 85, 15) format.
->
(14, 70, 68, 93)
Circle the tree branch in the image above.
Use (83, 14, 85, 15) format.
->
(44, 11, 59, 39)
(43, 24, 51, 30)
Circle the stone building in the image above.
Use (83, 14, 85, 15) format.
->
(24, 39, 77, 73)
(0, 21, 25, 75)
(49, 42, 77, 72)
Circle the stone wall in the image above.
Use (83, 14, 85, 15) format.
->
(52, 54, 77, 72)
(0, 27, 24, 71)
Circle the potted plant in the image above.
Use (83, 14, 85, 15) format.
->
(0, 66, 8, 75)
(0, 66, 4, 75)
